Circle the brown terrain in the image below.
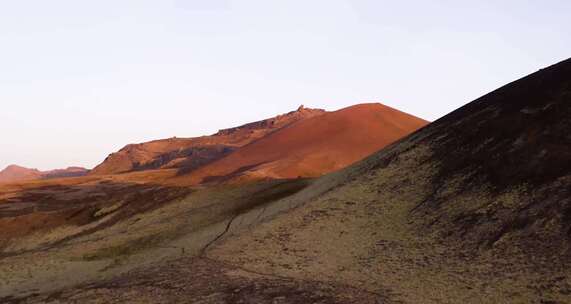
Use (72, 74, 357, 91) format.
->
(0, 103, 425, 251)
(1, 58, 570, 304)
(0, 165, 89, 184)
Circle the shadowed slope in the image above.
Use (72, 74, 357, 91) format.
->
(177, 103, 428, 184)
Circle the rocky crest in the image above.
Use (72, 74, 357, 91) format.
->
(214, 105, 325, 136)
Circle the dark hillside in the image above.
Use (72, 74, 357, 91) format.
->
(406, 58, 571, 257)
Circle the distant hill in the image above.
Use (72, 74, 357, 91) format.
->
(0, 165, 89, 183)
(41, 167, 90, 179)
(0, 165, 42, 183)
(89, 105, 326, 176)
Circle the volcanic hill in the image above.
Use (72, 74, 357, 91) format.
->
(177, 103, 428, 184)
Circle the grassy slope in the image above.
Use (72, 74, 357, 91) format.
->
(210, 141, 569, 303)
(0, 178, 328, 301)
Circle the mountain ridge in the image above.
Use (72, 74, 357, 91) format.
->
(89, 105, 327, 176)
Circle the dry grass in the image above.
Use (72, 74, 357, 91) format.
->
(0, 178, 316, 300)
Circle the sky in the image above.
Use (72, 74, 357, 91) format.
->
(0, 0, 570, 170)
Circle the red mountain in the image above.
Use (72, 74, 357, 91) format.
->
(175, 103, 428, 184)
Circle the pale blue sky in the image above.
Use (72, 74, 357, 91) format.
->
(1, 0, 569, 170)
